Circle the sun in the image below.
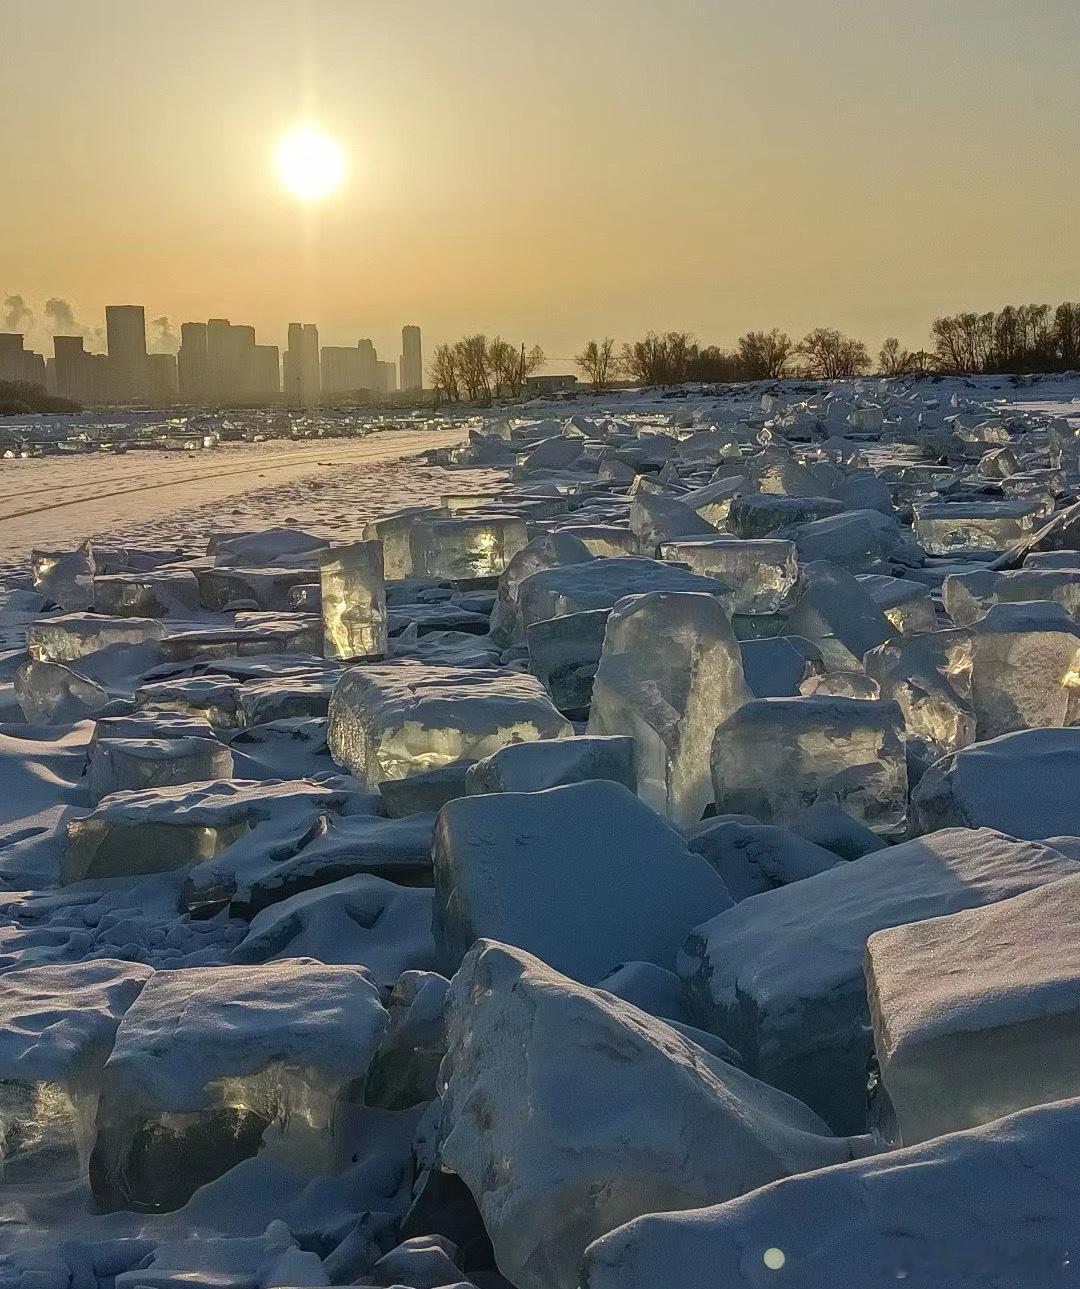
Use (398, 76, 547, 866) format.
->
(275, 127, 346, 201)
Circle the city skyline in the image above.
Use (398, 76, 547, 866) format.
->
(4, 1, 1078, 367)
(0, 302, 425, 405)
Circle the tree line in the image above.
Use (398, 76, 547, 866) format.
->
(429, 336, 546, 405)
(570, 301, 1080, 391)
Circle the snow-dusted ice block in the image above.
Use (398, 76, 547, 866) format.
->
(26, 613, 167, 663)
(867, 874, 1080, 1147)
(32, 544, 94, 611)
(89, 961, 387, 1211)
(232, 873, 435, 989)
(582, 1097, 1080, 1289)
(439, 941, 849, 1289)
(516, 556, 729, 636)
(659, 537, 797, 614)
(786, 560, 896, 670)
(914, 499, 1040, 554)
(857, 573, 937, 634)
(93, 569, 200, 618)
(726, 493, 843, 538)
(0, 961, 151, 1183)
(489, 531, 594, 645)
(968, 601, 1080, 740)
(86, 736, 233, 804)
(327, 662, 573, 790)
(864, 627, 976, 764)
(318, 539, 387, 662)
(911, 727, 1080, 839)
(943, 567, 1080, 628)
(464, 733, 636, 795)
(14, 659, 109, 724)
(629, 491, 717, 555)
(679, 827, 1076, 1132)
(410, 515, 528, 581)
(63, 778, 345, 884)
(433, 781, 733, 983)
(588, 592, 750, 825)
(525, 606, 610, 712)
(711, 696, 907, 834)
(195, 565, 315, 611)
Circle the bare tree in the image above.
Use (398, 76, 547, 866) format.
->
(453, 334, 492, 403)
(878, 337, 912, 376)
(575, 337, 617, 392)
(429, 344, 460, 405)
(737, 329, 794, 380)
(487, 337, 518, 398)
(798, 328, 871, 380)
(618, 331, 694, 385)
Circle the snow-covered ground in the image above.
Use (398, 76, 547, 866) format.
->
(5, 374, 1080, 1287)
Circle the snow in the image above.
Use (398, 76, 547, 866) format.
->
(583, 1096, 1080, 1289)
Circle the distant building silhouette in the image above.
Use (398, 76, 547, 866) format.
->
(400, 324, 422, 392)
(0, 333, 47, 387)
(253, 345, 280, 400)
(320, 345, 365, 395)
(105, 304, 149, 401)
(377, 359, 397, 395)
(284, 323, 320, 407)
(178, 322, 209, 402)
(54, 335, 95, 403)
(358, 339, 378, 390)
(147, 352, 179, 402)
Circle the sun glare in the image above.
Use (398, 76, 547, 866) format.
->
(275, 127, 346, 201)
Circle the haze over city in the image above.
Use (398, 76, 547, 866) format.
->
(4, 0, 1079, 368)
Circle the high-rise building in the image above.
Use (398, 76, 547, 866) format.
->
(320, 346, 365, 395)
(377, 360, 398, 395)
(178, 322, 209, 402)
(253, 345, 280, 400)
(358, 339, 378, 391)
(0, 334, 48, 387)
(147, 352, 179, 403)
(283, 323, 320, 407)
(105, 305, 148, 402)
(205, 318, 232, 403)
(54, 335, 94, 403)
(400, 324, 422, 392)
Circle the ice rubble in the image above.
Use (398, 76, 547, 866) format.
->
(8, 383, 1080, 1283)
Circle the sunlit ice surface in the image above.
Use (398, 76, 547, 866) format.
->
(274, 127, 346, 201)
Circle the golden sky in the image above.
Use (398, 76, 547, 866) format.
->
(3, 0, 1079, 369)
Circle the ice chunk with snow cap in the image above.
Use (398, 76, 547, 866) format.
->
(863, 627, 976, 764)
(14, 659, 110, 724)
(711, 695, 907, 834)
(786, 560, 896, 670)
(89, 960, 387, 1211)
(410, 514, 528, 581)
(433, 781, 733, 982)
(86, 736, 233, 804)
(439, 940, 849, 1289)
(465, 733, 636, 794)
(914, 499, 1040, 554)
(0, 961, 151, 1182)
(32, 543, 95, 611)
(327, 662, 573, 790)
(679, 827, 1077, 1132)
(968, 600, 1080, 739)
(26, 613, 167, 663)
(588, 592, 750, 825)
(867, 874, 1080, 1145)
(489, 530, 594, 645)
(943, 567, 1080, 628)
(659, 537, 797, 614)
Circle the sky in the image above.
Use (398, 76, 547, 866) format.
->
(3, 0, 1079, 371)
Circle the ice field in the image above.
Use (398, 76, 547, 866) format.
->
(4, 374, 1080, 1287)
